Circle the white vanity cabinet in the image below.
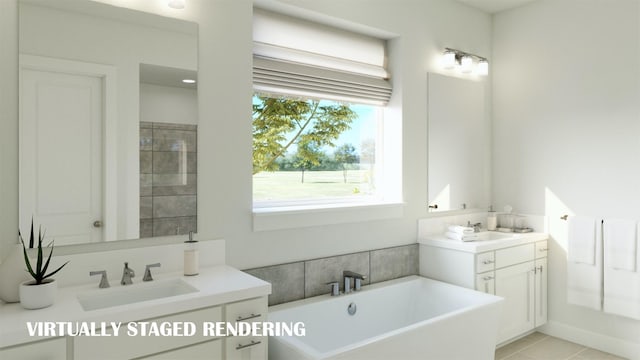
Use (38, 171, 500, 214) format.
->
(75, 304, 225, 359)
(73, 296, 267, 360)
(224, 297, 268, 360)
(420, 235, 548, 345)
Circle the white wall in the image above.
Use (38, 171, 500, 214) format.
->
(493, 0, 640, 352)
(140, 84, 198, 125)
(0, 0, 492, 265)
(199, 0, 492, 269)
(0, 0, 19, 262)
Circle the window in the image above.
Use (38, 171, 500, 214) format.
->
(251, 8, 399, 218)
(253, 94, 382, 205)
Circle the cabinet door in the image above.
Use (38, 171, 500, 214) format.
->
(535, 258, 547, 327)
(225, 337, 266, 360)
(475, 272, 495, 295)
(495, 261, 535, 343)
(139, 339, 222, 359)
(0, 338, 66, 360)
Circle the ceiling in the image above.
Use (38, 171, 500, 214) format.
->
(140, 63, 197, 89)
(456, 0, 538, 14)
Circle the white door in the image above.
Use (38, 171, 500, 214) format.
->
(535, 258, 548, 327)
(495, 261, 535, 343)
(20, 68, 103, 244)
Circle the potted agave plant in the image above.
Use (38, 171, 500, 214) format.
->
(19, 221, 69, 309)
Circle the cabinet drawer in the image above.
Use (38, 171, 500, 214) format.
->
(495, 244, 534, 269)
(0, 338, 66, 360)
(225, 336, 267, 360)
(75, 306, 222, 360)
(475, 272, 495, 295)
(476, 252, 495, 273)
(535, 241, 548, 259)
(226, 297, 268, 325)
(139, 339, 222, 359)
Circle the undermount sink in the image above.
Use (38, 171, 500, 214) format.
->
(77, 278, 198, 311)
(467, 231, 514, 241)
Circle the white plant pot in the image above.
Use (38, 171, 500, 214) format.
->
(19, 278, 57, 309)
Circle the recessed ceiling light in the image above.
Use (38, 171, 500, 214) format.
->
(182, 79, 196, 84)
(168, 0, 185, 10)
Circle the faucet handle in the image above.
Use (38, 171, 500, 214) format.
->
(326, 281, 340, 296)
(143, 263, 161, 282)
(89, 270, 110, 288)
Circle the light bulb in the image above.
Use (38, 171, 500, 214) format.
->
(442, 51, 456, 70)
(477, 59, 489, 76)
(168, 0, 185, 9)
(460, 55, 473, 74)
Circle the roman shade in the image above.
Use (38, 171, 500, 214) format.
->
(253, 8, 392, 105)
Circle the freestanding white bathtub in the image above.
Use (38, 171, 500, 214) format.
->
(268, 275, 503, 360)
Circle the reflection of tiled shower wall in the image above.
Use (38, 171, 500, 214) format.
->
(140, 122, 197, 237)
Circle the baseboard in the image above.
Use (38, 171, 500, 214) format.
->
(539, 321, 640, 360)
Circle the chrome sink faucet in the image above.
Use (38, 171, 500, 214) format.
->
(343, 270, 366, 293)
(467, 221, 482, 233)
(143, 263, 161, 282)
(121, 262, 135, 285)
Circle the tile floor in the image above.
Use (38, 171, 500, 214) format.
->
(495, 332, 627, 360)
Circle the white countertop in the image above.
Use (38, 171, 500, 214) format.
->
(0, 265, 270, 348)
(418, 231, 549, 253)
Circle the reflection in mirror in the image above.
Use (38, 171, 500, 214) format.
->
(18, 0, 198, 246)
(427, 73, 489, 213)
(139, 64, 198, 238)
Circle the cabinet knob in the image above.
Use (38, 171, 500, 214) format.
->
(482, 260, 494, 265)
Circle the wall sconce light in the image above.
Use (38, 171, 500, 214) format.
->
(441, 48, 489, 76)
(476, 59, 489, 76)
(442, 50, 457, 69)
(168, 0, 185, 9)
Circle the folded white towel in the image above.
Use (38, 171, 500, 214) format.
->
(445, 231, 479, 242)
(568, 216, 597, 265)
(567, 219, 602, 310)
(447, 225, 475, 235)
(603, 219, 637, 272)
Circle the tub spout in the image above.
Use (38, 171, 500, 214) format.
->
(326, 281, 340, 296)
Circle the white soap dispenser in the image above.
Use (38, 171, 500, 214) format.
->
(487, 206, 497, 231)
(184, 231, 199, 276)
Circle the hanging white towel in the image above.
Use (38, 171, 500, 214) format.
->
(603, 219, 637, 272)
(603, 219, 640, 320)
(567, 219, 602, 311)
(568, 216, 596, 265)
(603, 266, 640, 320)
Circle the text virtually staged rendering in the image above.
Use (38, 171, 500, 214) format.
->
(0, 0, 639, 359)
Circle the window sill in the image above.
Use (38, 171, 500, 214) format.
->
(252, 202, 404, 231)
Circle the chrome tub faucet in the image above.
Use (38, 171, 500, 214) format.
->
(343, 270, 366, 293)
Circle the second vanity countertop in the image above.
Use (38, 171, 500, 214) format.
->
(0, 265, 271, 348)
(418, 231, 549, 253)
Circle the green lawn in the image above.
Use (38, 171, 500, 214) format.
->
(253, 170, 374, 200)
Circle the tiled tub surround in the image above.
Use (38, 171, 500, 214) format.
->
(140, 122, 197, 237)
(245, 244, 418, 306)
